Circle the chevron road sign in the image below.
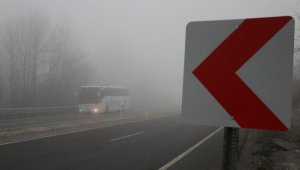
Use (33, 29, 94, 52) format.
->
(182, 16, 294, 131)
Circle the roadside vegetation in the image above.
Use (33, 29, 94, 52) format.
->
(0, 12, 93, 108)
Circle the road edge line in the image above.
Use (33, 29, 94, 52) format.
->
(158, 127, 223, 170)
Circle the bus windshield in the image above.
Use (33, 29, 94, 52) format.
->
(78, 87, 100, 104)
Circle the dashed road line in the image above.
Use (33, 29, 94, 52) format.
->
(110, 131, 145, 142)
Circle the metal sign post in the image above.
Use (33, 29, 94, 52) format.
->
(222, 127, 239, 170)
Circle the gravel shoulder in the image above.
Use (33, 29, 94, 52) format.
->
(237, 107, 300, 170)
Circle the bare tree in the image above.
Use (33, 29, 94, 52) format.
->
(41, 24, 92, 106)
(2, 13, 48, 107)
(1, 12, 92, 108)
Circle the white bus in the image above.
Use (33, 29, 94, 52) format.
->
(77, 86, 129, 113)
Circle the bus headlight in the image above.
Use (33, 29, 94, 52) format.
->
(93, 108, 98, 113)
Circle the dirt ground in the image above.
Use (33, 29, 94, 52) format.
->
(237, 108, 300, 170)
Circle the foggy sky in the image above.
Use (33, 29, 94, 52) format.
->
(0, 0, 299, 110)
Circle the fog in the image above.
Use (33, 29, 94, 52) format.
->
(0, 0, 299, 112)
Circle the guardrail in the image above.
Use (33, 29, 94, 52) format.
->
(0, 106, 78, 120)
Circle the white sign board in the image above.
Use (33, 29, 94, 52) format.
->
(182, 16, 294, 131)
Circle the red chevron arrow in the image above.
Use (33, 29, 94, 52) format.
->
(193, 16, 291, 130)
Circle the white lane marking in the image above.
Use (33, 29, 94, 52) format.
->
(0, 116, 106, 131)
(0, 118, 133, 146)
(0, 114, 174, 146)
(110, 131, 145, 142)
(158, 127, 223, 170)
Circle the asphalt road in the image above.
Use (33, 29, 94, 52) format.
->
(0, 112, 129, 130)
(0, 116, 232, 170)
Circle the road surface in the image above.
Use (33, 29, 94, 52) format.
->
(0, 115, 238, 170)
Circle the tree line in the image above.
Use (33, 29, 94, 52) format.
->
(0, 13, 92, 108)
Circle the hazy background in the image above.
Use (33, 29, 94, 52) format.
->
(0, 0, 299, 112)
